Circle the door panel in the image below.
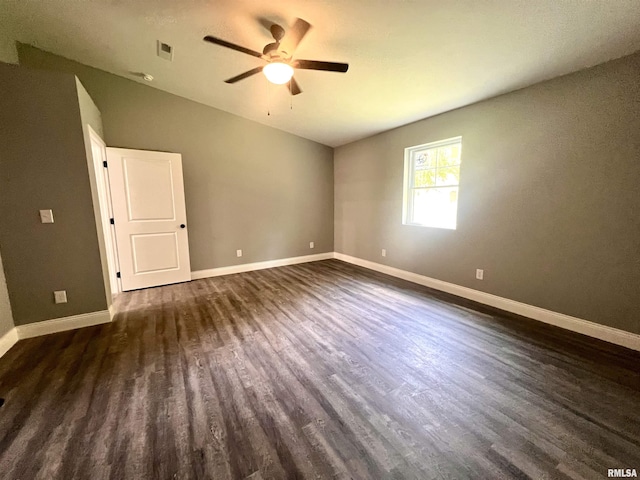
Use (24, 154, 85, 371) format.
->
(131, 233, 179, 273)
(123, 157, 176, 220)
(106, 148, 191, 291)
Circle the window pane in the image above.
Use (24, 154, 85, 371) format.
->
(410, 187, 458, 229)
(435, 165, 460, 186)
(413, 149, 437, 169)
(413, 168, 436, 187)
(437, 144, 461, 167)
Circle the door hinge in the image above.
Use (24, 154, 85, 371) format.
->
(103, 160, 108, 168)
(116, 272, 121, 278)
(110, 218, 114, 225)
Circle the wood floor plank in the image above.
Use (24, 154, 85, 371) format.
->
(1, 259, 639, 479)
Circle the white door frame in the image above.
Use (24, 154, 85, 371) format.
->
(88, 126, 121, 295)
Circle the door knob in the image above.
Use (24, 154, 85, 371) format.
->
(180, 224, 186, 229)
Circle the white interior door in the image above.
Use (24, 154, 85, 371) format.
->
(106, 148, 191, 291)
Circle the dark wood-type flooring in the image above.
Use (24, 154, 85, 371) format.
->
(1, 259, 639, 479)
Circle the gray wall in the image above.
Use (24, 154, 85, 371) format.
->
(19, 45, 334, 271)
(0, 253, 14, 337)
(0, 32, 17, 336)
(0, 29, 18, 65)
(335, 51, 640, 335)
(0, 63, 107, 326)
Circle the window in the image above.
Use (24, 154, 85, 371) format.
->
(403, 137, 462, 229)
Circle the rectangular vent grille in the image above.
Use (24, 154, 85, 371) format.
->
(157, 41, 173, 61)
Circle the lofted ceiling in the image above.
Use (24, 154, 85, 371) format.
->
(2, 0, 640, 147)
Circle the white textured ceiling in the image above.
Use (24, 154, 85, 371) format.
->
(3, 0, 640, 147)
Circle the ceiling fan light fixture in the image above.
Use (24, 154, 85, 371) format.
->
(263, 62, 294, 84)
(204, 18, 348, 95)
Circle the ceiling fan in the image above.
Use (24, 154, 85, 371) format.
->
(203, 18, 348, 95)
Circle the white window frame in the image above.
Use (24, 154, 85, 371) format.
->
(402, 136, 462, 229)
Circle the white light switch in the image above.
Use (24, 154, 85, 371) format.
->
(39, 209, 54, 224)
(236, 249, 242, 257)
(476, 269, 484, 280)
(54, 290, 67, 304)
(381, 249, 387, 257)
(309, 241, 314, 249)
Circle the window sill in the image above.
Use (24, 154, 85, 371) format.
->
(402, 222, 457, 230)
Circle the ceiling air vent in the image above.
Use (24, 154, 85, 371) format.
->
(157, 41, 174, 61)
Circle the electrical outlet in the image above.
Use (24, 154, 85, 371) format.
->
(476, 269, 484, 280)
(309, 241, 314, 249)
(236, 249, 242, 257)
(381, 249, 387, 257)
(39, 209, 54, 224)
(54, 290, 67, 304)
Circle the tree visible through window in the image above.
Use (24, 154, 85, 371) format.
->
(403, 137, 462, 229)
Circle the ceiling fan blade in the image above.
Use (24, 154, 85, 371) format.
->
(288, 77, 302, 95)
(279, 18, 311, 56)
(224, 67, 264, 84)
(203, 35, 263, 58)
(294, 60, 349, 73)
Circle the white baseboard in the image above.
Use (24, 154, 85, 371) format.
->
(191, 252, 335, 280)
(334, 252, 640, 351)
(0, 327, 19, 358)
(15, 310, 111, 340)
